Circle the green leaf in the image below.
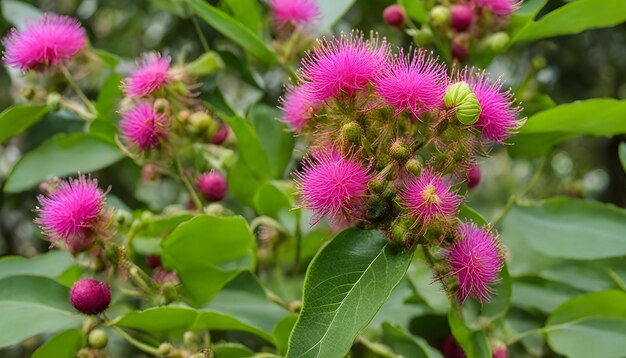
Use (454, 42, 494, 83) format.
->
(462, 265, 512, 327)
(249, 104, 295, 179)
(88, 118, 118, 143)
(501, 198, 626, 259)
(382, 323, 443, 358)
(619, 142, 626, 173)
(274, 314, 298, 355)
(0, 276, 82, 348)
(222, 0, 261, 33)
(316, 0, 356, 31)
(228, 157, 264, 206)
(254, 181, 297, 234)
(0, 251, 74, 280)
(223, 115, 272, 180)
(545, 290, 626, 358)
(0, 104, 49, 144)
(1, 0, 42, 29)
(511, 277, 583, 315)
(370, 280, 429, 331)
(212, 343, 255, 358)
(509, 99, 626, 157)
(185, 52, 225, 77)
(286, 229, 414, 358)
(96, 72, 123, 122)
(116, 307, 198, 331)
(186, 0, 278, 66)
(4, 133, 124, 193)
(91, 48, 121, 68)
(161, 215, 256, 304)
(32, 329, 83, 358)
(406, 250, 449, 314)
(448, 306, 492, 358)
(458, 204, 488, 226)
(399, 0, 428, 24)
(513, 0, 626, 43)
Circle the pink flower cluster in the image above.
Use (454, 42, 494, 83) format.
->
(269, 0, 320, 27)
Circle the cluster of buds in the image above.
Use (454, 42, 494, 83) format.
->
(281, 32, 519, 302)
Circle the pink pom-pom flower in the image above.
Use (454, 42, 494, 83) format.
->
(400, 169, 461, 224)
(269, 0, 320, 27)
(120, 102, 168, 151)
(474, 0, 520, 16)
(280, 85, 316, 131)
(2, 13, 87, 70)
(300, 33, 388, 103)
(375, 48, 448, 118)
(447, 222, 503, 302)
(123, 52, 171, 98)
(35, 175, 107, 247)
(294, 149, 373, 225)
(462, 69, 521, 143)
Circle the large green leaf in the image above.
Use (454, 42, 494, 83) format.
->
(116, 306, 198, 331)
(462, 265, 512, 328)
(382, 323, 443, 358)
(0, 276, 82, 348)
(161, 215, 256, 304)
(286, 229, 414, 358)
(513, 0, 626, 43)
(32, 329, 83, 358)
(186, 0, 278, 65)
(96, 72, 123, 122)
(509, 99, 626, 157)
(448, 306, 492, 358)
(223, 115, 272, 180)
(316, 0, 356, 32)
(249, 104, 295, 179)
(545, 290, 626, 358)
(619, 142, 626, 173)
(222, 0, 261, 33)
(4, 133, 123, 192)
(185, 51, 225, 77)
(501, 198, 626, 259)
(399, 0, 428, 24)
(0, 104, 49, 144)
(511, 277, 582, 315)
(254, 181, 297, 234)
(1, 0, 42, 29)
(0, 251, 74, 280)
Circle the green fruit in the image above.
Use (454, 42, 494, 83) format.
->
(430, 6, 450, 26)
(88, 329, 108, 349)
(444, 81, 482, 125)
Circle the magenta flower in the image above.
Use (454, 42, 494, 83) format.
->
(196, 171, 228, 202)
(120, 102, 168, 151)
(124, 53, 171, 97)
(269, 0, 320, 27)
(300, 33, 388, 103)
(280, 85, 316, 131)
(375, 48, 448, 117)
(447, 222, 503, 302)
(474, 0, 520, 16)
(35, 175, 106, 246)
(462, 69, 521, 142)
(2, 13, 87, 70)
(294, 149, 373, 225)
(400, 169, 461, 224)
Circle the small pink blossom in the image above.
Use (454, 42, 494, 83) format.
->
(2, 13, 87, 70)
(447, 222, 503, 302)
(120, 102, 168, 151)
(269, 0, 320, 27)
(300, 33, 388, 103)
(35, 174, 106, 246)
(462, 69, 521, 143)
(196, 171, 228, 202)
(294, 149, 373, 225)
(280, 85, 316, 131)
(124, 53, 171, 98)
(375, 48, 448, 118)
(400, 169, 461, 224)
(474, 0, 520, 16)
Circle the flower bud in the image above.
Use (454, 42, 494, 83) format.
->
(184, 331, 202, 347)
(88, 329, 108, 349)
(486, 32, 510, 52)
(196, 171, 227, 202)
(368, 176, 387, 193)
(153, 98, 170, 113)
(451, 5, 473, 32)
(289, 300, 303, 313)
(405, 158, 422, 176)
(21, 85, 36, 100)
(341, 121, 361, 144)
(413, 26, 433, 47)
(390, 140, 411, 161)
(145, 255, 162, 269)
(467, 163, 481, 189)
(445, 81, 482, 125)
(430, 6, 450, 26)
(492, 341, 508, 358)
(189, 111, 213, 134)
(177, 109, 191, 124)
(383, 5, 406, 27)
(46, 92, 62, 111)
(142, 163, 160, 181)
(70, 278, 111, 315)
(390, 217, 412, 245)
(210, 123, 229, 145)
(158, 343, 172, 356)
(451, 41, 468, 61)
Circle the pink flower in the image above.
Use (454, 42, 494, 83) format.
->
(400, 169, 461, 224)
(124, 52, 171, 97)
(35, 174, 106, 245)
(280, 85, 316, 131)
(375, 48, 448, 117)
(474, 0, 520, 16)
(2, 13, 86, 70)
(120, 102, 168, 150)
(300, 33, 388, 103)
(196, 171, 228, 202)
(270, 0, 320, 27)
(294, 149, 373, 225)
(447, 222, 503, 302)
(462, 69, 521, 142)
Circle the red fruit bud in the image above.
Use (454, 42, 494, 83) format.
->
(440, 335, 465, 358)
(142, 164, 160, 181)
(70, 278, 111, 315)
(452, 42, 469, 61)
(467, 163, 481, 189)
(492, 341, 508, 358)
(145, 255, 162, 269)
(451, 5, 474, 31)
(210, 123, 229, 145)
(383, 5, 406, 27)
(196, 171, 227, 202)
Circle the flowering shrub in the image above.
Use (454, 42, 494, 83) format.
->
(0, 1, 625, 358)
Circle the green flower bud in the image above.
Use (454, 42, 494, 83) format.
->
(390, 140, 411, 161)
(88, 329, 108, 349)
(444, 82, 482, 125)
(189, 111, 213, 134)
(405, 158, 422, 176)
(46, 92, 62, 111)
(486, 32, 510, 53)
(390, 218, 412, 246)
(413, 26, 433, 47)
(21, 86, 36, 100)
(430, 6, 450, 26)
(368, 176, 387, 193)
(289, 300, 303, 313)
(341, 121, 361, 144)
(158, 342, 172, 356)
(153, 98, 170, 113)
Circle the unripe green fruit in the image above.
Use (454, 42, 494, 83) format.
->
(390, 140, 411, 161)
(430, 6, 450, 26)
(405, 158, 422, 176)
(341, 121, 361, 144)
(444, 82, 482, 125)
(486, 32, 510, 53)
(46, 92, 62, 111)
(88, 329, 108, 349)
(189, 112, 213, 134)
(158, 342, 172, 356)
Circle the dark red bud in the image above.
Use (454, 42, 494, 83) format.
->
(440, 335, 465, 358)
(452, 42, 469, 61)
(467, 164, 481, 189)
(145, 255, 162, 269)
(383, 5, 406, 27)
(70, 278, 111, 315)
(210, 123, 229, 145)
(451, 5, 474, 32)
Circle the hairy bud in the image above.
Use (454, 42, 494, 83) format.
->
(46, 92, 61, 111)
(405, 158, 423, 176)
(341, 121, 361, 144)
(445, 81, 482, 125)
